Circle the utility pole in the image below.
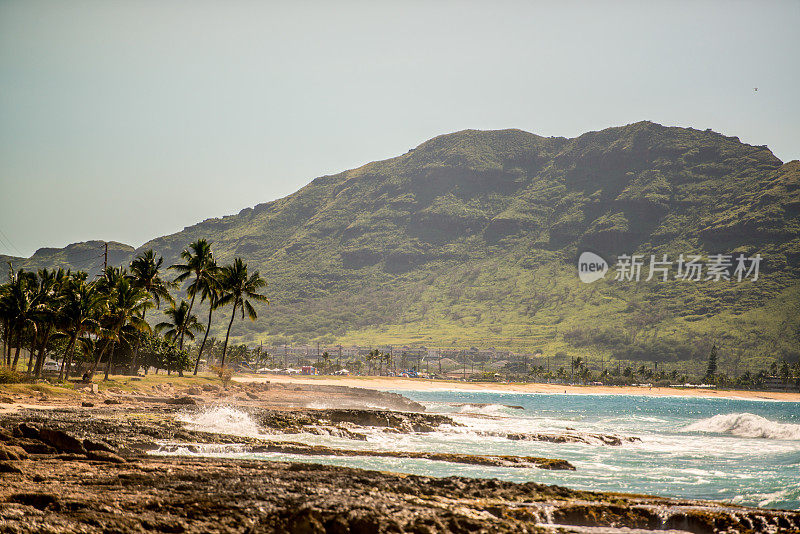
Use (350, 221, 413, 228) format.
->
(103, 242, 108, 271)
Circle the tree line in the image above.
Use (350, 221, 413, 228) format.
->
(0, 239, 268, 381)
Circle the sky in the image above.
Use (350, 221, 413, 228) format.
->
(1, 1, 799, 258)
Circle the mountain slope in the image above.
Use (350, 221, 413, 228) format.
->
(2, 241, 134, 278)
(7, 122, 800, 369)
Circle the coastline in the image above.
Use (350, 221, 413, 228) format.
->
(241, 374, 800, 402)
(2, 387, 799, 532)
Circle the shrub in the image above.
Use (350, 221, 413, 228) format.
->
(210, 365, 234, 388)
(0, 367, 26, 384)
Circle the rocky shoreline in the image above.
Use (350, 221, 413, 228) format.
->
(1, 416, 799, 533)
(1, 379, 799, 532)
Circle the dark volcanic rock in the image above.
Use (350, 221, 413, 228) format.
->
(0, 456, 797, 533)
(83, 438, 115, 453)
(16, 438, 57, 454)
(1, 407, 799, 533)
(501, 431, 641, 446)
(17, 422, 40, 440)
(0, 461, 22, 473)
(259, 408, 456, 434)
(0, 444, 27, 460)
(38, 427, 86, 454)
(167, 396, 198, 405)
(9, 492, 61, 511)
(86, 450, 126, 463)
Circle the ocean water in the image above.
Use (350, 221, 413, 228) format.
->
(160, 390, 800, 510)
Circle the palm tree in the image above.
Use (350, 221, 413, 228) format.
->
(155, 301, 202, 377)
(156, 301, 203, 344)
(91, 276, 152, 381)
(192, 260, 220, 375)
(217, 258, 268, 369)
(571, 356, 584, 383)
(0, 275, 8, 366)
(366, 349, 379, 375)
(58, 275, 103, 380)
(3, 269, 38, 370)
(130, 250, 174, 308)
(89, 266, 124, 376)
(129, 250, 174, 374)
(320, 351, 331, 374)
(170, 239, 214, 351)
(0, 264, 16, 366)
(383, 352, 393, 375)
(96, 266, 126, 295)
(30, 268, 69, 377)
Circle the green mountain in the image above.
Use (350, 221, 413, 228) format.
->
(6, 122, 800, 370)
(2, 241, 134, 278)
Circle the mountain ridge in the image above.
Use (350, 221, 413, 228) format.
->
(4, 121, 799, 369)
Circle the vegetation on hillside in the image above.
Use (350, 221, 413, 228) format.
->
(3, 122, 799, 373)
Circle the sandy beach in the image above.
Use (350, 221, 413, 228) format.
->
(240, 374, 800, 402)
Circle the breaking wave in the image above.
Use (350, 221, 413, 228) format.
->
(177, 405, 265, 438)
(683, 413, 800, 440)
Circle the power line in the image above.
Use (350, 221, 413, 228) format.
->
(0, 233, 18, 257)
(63, 249, 106, 261)
(0, 227, 23, 257)
(0, 234, 12, 255)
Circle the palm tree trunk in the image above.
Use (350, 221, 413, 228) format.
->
(220, 302, 237, 369)
(12, 329, 22, 369)
(5, 323, 13, 366)
(179, 291, 197, 351)
(90, 338, 112, 375)
(104, 340, 116, 381)
(1, 318, 7, 366)
(58, 334, 77, 381)
(26, 350, 34, 373)
(194, 305, 214, 375)
(130, 309, 146, 375)
(34, 324, 52, 378)
(26, 328, 38, 374)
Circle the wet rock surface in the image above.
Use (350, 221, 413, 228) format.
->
(482, 430, 642, 446)
(0, 407, 574, 472)
(258, 408, 458, 434)
(1, 452, 799, 533)
(1, 405, 798, 532)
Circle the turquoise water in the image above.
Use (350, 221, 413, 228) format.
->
(163, 390, 800, 510)
(392, 390, 800, 510)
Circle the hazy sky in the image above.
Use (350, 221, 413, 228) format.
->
(1, 1, 798, 257)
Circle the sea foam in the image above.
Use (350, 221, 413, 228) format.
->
(683, 413, 800, 440)
(177, 405, 265, 438)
